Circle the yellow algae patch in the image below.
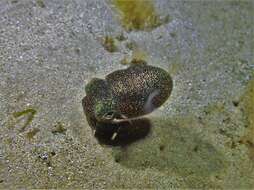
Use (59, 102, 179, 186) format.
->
(101, 36, 118, 52)
(120, 56, 129, 65)
(131, 47, 148, 63)
(240, 79, 254, 160)
(120, 47, 148, 65)
(112, 0, 168, 31)
(120, 42, 148, 65)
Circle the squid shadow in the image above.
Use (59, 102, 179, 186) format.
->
(93, 118, 151, 146)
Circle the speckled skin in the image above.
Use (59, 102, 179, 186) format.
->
(82, 63, 173, 129)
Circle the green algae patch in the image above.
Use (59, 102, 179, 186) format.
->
(239, 79, 254, 160)
(51, 122, 67, 135)
(243, 79, 254, 130)
(112, 0, 169, 31)
(37, 0, 45, 8)
(12, 108, 37, 132)
(26, 128, 40, 140)
(115, 32, 127, 41)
